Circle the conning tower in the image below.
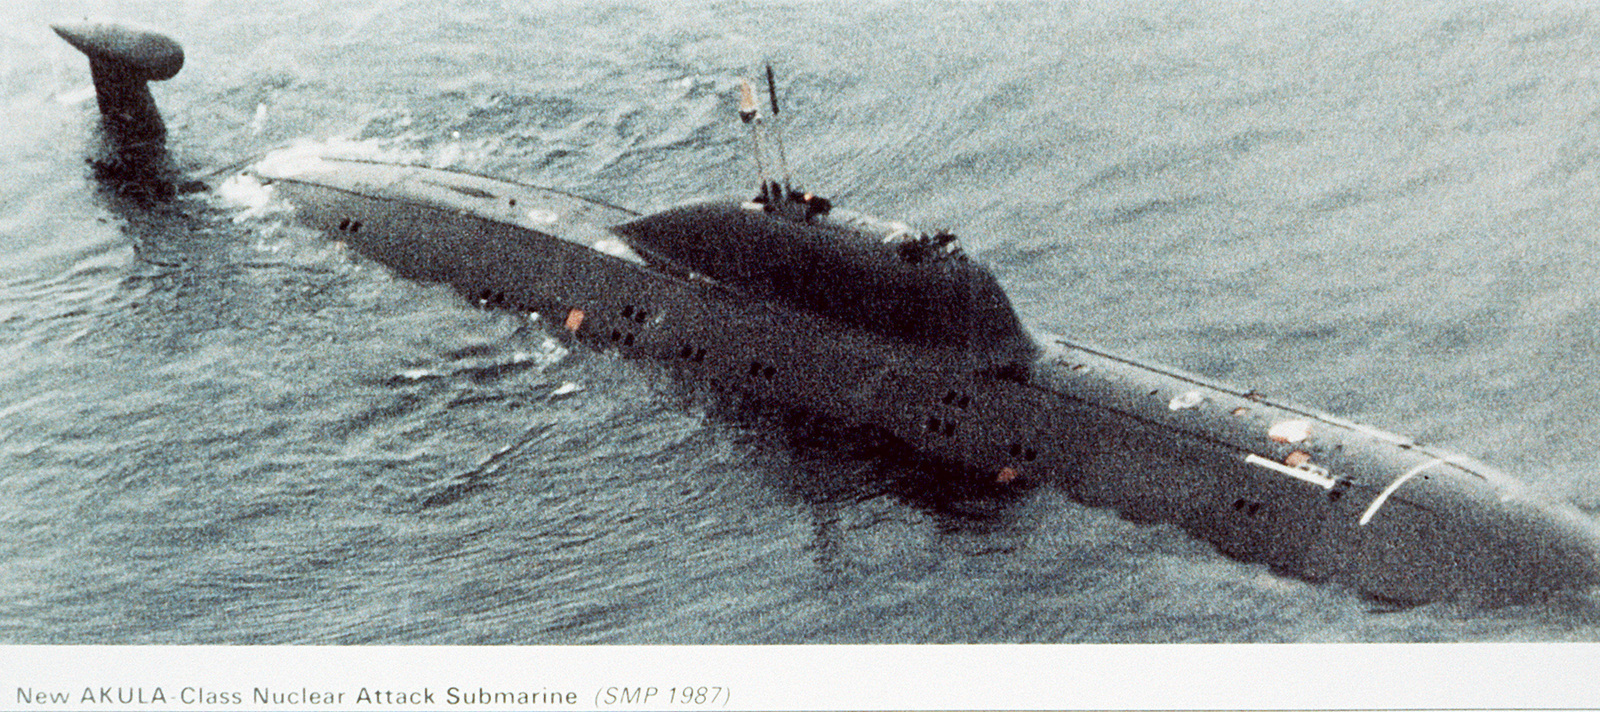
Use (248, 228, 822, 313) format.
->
(611, 68, 1036, 370)
(612, 199, 1037, 368)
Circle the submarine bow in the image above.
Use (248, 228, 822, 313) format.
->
(53, 20, 1600, 607)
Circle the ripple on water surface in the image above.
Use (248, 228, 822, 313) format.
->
(4, 0, 1600, 643)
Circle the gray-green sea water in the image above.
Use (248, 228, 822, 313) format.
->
(5, 0, 1600, 642)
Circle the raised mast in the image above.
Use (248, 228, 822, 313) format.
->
(734, 66, 830, 219)
(736, 79, 772, 201)
(766, 64, 793, 196)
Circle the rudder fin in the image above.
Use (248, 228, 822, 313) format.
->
(52, 19, 186, 197)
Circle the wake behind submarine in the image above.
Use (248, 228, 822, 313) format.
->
(54, 20, 1600, 606)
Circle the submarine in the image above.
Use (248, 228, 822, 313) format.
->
(52, 19, 1600, 605)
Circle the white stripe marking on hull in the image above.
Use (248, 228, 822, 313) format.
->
(1359, 458, 1446, 526)
(1244, 454, 1338, 489)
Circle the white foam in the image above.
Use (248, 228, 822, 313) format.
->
(249, 102, 268, 136)
(216, 173, 282, 220)
(430, 131, 463, 168)
(248, 141, 330, 180)
(54, 85, 95, 105)
(247, 137, 393, 181)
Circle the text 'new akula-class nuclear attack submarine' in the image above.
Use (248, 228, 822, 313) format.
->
(52, 19, 1600, 606)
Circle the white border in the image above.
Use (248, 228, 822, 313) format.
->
(3, 644, 1595, 711)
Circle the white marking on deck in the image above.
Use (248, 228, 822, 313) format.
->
(1244, 454, 1337, 489)
(1168, 390, 1203, 410)
(1268, 419, 1312, 443)
(1359, 458, 1445, 526)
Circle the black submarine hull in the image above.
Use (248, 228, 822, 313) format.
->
(53, 17, 1600, 605)
(243, 155, 1600, 605)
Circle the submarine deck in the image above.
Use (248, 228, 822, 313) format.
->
(248, 152, 647, 265)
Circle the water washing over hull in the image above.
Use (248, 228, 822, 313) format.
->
(247, 154, 1600, 605)
(57, 20, 1600, 605)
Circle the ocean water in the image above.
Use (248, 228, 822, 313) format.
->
(5, 0, 1600, 643)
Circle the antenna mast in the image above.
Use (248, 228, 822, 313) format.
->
(733, 63, 828, 217)
(737, 79, 771, 200)
(766, 64, 793, 196)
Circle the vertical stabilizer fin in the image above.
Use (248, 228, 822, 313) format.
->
(51, 19, 183, 147)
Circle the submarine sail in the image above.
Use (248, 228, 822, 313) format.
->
(611, 200, 1038, 369)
